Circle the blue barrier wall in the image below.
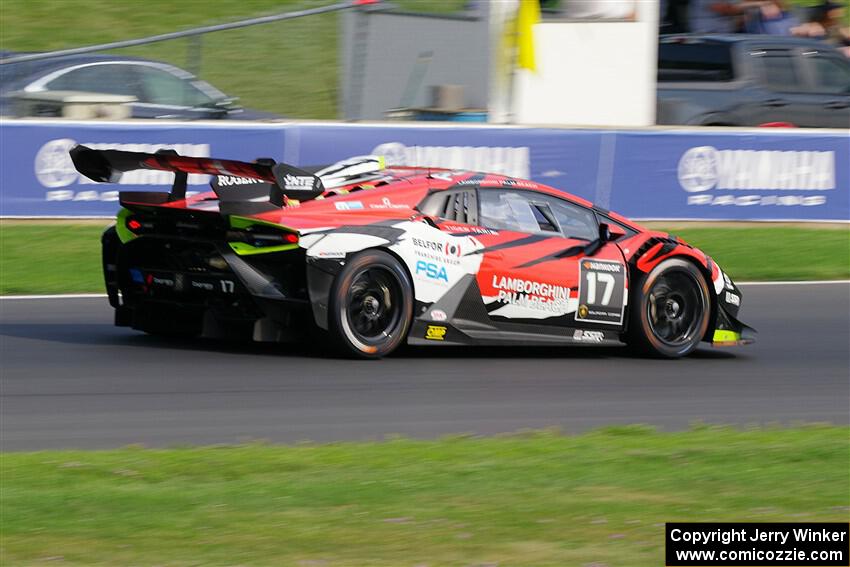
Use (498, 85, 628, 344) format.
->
(0, 120, 285, 217)
(1, 119, 847, 220)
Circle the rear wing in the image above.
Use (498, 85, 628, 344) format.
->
(69, 145, 325, 213)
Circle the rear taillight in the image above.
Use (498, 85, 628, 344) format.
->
(126, 218, 142, 232)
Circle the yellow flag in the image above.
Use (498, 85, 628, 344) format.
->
(516, 0, 540, 72)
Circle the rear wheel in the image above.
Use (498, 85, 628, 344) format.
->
(327, 250, 413, 359)
(627, 258, 710, 358)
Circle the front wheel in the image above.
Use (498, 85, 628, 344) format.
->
(627, 258, 711, 358)
(327, 250, 413, 359)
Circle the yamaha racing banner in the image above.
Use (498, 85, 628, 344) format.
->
(1, 119, 847, 221)
(0, 120, 285, 217)
(293, 124, 849, 222)
(610, 129, 849, 221)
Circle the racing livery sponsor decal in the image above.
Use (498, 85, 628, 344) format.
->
(442, 225, 498, 235)
(429, 309, 447, 321)
(576, 259, 626, 325)
(302, 220, 485, 305)
(215, 175, 263, 186)
(490, 275, 571, 314)
(334, 201, 364, 210)
(391, 221, 485, 303)
(499, 178, 538, 189)
(303, 232, 391, 260)
(573, 329, 604, 343)
(425, 325, 447, 340)
(282, 174, 316, 191)
(368, 197, 408, 210)
(411, 237, 463, 265)
(415, 261, 449, 283)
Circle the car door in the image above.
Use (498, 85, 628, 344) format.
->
(800, 51, 850, 128)
(133, 63, 224, 119)
(745, 48, 822, 126)
(469, 187, 628, 330)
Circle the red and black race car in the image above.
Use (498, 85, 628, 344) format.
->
(71, 145, 755, 359)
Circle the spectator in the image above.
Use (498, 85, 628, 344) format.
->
(665, 0, 693, 33)
(744, 0, 801, 34)
(689, 0, 772, 33)
(792, 0, 850, 54)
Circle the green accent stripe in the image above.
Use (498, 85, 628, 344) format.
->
(229, 215, 296, 232)
(228, 242, 299, 256)
(713, 329, 741, 343)
(115, 208, 137, 244)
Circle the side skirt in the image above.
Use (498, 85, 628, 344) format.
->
(408, 319, 625, 348)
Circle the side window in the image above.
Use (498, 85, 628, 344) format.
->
(753, 50, 803, 92)
(135, 65, 213, 107)
(810, 57, 850, 94)
(45, 64, 138, 97)
(479, 189, 598, 240)
(657, 43, 735, 82)
(764, 56, 799, 90)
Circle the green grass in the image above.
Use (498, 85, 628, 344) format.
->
(1, 223, 847, 294)
(0, 0, 467, 119)
(1, 426, 848, 566)
(0, 222, 105, 295)
(669, 227, 850, 281)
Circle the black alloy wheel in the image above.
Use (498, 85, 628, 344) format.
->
(628, 258, 711, 358)
(328, 250, 413, 358)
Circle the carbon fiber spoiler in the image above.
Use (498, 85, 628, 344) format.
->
(69, 145, 325, 212)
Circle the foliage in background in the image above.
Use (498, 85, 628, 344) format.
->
(0, 0, 467, 119)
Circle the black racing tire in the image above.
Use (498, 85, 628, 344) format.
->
(327, 249, 413, 359)
(627, 258, 711, 358)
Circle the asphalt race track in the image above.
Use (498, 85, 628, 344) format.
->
(1, 283, 848, 451)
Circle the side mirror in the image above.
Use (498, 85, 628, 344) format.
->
(599, 222, 626, 242)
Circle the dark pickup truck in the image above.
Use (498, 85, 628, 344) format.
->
(657, 35, 850, 128)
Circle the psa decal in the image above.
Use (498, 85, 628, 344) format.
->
(415, 261, 449, 283)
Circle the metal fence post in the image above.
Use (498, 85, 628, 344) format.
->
(346, 6, 371, 121)
(187, 34, 203, 76)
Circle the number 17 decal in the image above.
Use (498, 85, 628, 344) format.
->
(585, 271, 616, 306)
(576, 259, 626, 325)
